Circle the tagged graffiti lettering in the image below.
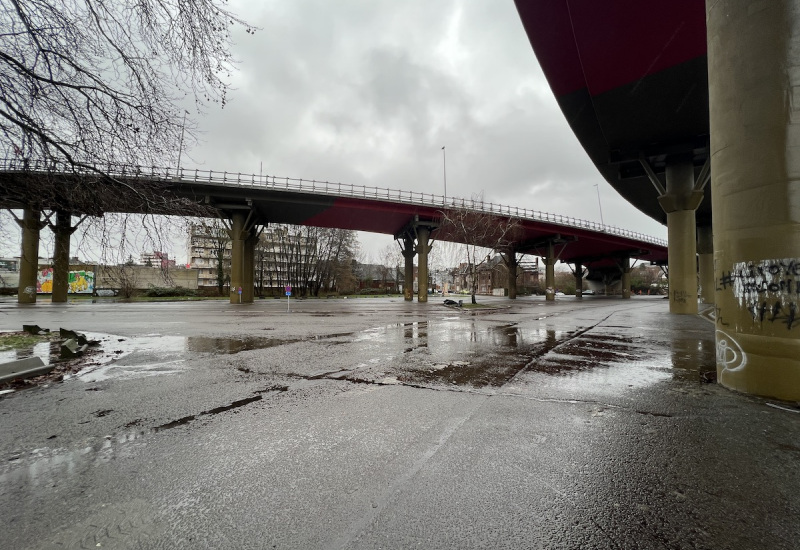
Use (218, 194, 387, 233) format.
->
(751, 301, 797, 330)
(716, 330, 747, 373)
(672, 289, 690, 304)
(719, 258, 800, 331)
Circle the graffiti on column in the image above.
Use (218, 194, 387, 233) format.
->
(717, 258, 800, 330)
(715, 330, 747, 373)
(672, 289, 690, 304)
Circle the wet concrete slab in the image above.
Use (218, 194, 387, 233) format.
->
(0, 296, 798, 549)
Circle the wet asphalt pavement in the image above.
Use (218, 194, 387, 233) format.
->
(0, 295, 798, 549)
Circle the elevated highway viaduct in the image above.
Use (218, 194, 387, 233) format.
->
(0, 161, 666, 306)
(514, 0, 800, 399)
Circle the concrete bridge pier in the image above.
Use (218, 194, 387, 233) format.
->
(574, 262, 585, 298)
(697, 226, 714, 305)
(416, 226, 432, 303)
(51, 211, 78, 303)
(620, 257, 631, 299)
(544, 241, 556, 301)
(401, 237, 415, 301)
(500, 248, 518, 299)
(658, 156, 703, 314)
(228, 212, 247, 304)
(16, 208, 45, 304)
(707, 0, 800, 400)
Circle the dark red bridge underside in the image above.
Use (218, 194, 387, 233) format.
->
(514, 0, 711, 227)
(178, 181, 668, 268)
(0, 172, 667, 269)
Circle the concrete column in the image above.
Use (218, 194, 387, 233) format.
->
(242, 233, 257, 303)
(228, 213, 246, 304)
(659, 157, 703, 314)
(620, 257, 632, 299)
(52, 211, 75, 303)
(505, 250, 518, 299)
(544, 241, 556, 301)
(16, 208, 44, 304)
(416, 227, 431, 303)
(574, 262, 583, 298)
(401, 237, 415, 301)
(707, 0, 800, 400)
(697, 225, 714, 305)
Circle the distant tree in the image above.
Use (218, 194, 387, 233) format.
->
(379, 243, 402, 293)
(439, 195, 522, 303)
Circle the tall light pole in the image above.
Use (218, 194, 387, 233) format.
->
(442, 146, 447, 204)
(594, 183, 605, 229)
(177, 110, 188, 176)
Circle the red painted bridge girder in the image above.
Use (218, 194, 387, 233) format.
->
(0, 166, 667, 268)
(514, 0, 711, 227)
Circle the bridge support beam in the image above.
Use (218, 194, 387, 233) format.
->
(659, 157, 703, 314)
(620, 257, 631, 299)
(228, 213, 247, 304)
(51, 211, 78, 303)
(501, 248, 518, 299)
(697, 225, 714, 305)
(16, 208, 44, 304)
(416, 227, 431, 303)
(707, 0, 800, 400)
(574, 262, 584, 298)
(544, 241, 556, 301)
(401, 237, 415, 301)
(396, 216, 438, 303)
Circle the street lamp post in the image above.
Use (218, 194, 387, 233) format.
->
(177, 110, 188, 176)
(594, 183, 605, 229)
(442, 146, 447, 204)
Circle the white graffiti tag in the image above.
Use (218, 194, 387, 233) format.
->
(716, 330, 747, 373)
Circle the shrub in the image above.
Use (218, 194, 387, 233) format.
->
(145, 286, 197, 297)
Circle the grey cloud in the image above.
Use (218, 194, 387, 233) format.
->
(185, 0, 666, 248)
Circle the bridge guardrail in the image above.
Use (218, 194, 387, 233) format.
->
(0, 158, 667, 247)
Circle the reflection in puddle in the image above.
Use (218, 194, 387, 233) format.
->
(329, 319, 712, 391)
(75, 333, 301, 382)
(328, 320, 568, 389)
(0, 340, 61, 366)
(514, 327, 713, 391)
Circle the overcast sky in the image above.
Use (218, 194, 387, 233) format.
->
(2, 0, 667, 264)
(176, 0, 667, 261)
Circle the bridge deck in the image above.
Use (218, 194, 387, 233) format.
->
(0, 160, 667, 267)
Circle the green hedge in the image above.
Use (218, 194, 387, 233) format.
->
(144, 286, 197, 297)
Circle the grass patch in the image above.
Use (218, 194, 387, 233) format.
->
(0, 331, 57, 351)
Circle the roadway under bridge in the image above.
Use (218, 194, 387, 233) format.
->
(0, 160, 666, 305)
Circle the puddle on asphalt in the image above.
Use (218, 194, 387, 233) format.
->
(0, 340, 61, 366)
(314, 319, 713, 391)
(74, 333, 302, 382)
(315, 320, 571, 389)
(515, 328, 714, 389)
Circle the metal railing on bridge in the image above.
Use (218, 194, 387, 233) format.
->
(0, 158, 667, 247)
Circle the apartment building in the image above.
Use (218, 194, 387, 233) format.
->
(186, 223, 315, 291)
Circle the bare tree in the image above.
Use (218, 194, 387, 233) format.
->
(439, 196, 522, 304)
(0, 0, 253, 215)
(379, 243, 402, 293)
